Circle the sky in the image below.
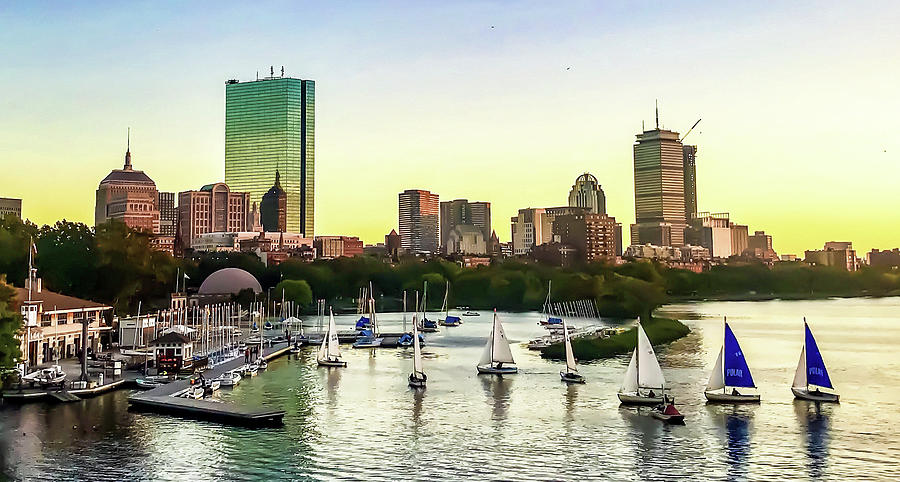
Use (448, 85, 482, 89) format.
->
(1, 1, 899, 255)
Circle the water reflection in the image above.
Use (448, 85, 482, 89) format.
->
(324, 365, 343, 408)
(708, 406, 754, 480)
(794, 401, 833, 479)
(480, 375, 513, 422)
(563, 383, 578, 423)
(619, 407, 663, 480)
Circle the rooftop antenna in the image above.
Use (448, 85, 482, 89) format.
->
(270, 66, 274, 77)
(281, 66, 284, 77)
(655, 99, 659, 130)
(124, 127, 132, 170)
(256, 71, 259, 81)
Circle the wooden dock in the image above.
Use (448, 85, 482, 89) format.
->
(2, 378, 127, 403)
(127, 342, 291, 428)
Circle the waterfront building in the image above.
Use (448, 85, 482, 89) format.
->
(0, 197, 22, 219)
(568, 173, 607, 215)
(867, 248, 900, 269)
(224, 71, 315, 236)
(552, 213, 618, 262)
(631, 118, 687, 246)
(440, 199, 491, 251)
(260, 171, 288, 232)
(730, 223, 749, 256)
(683, 145, 698, 221)
(157, 192, 176, 237)
(16, 281, 112, 367)
(314, 236, 364, 258)
(150, 332, 195, 374)
(805, 242, 857, 271)
(177, 183, 252, 250)
(385, 229, 402, 258)
(95, 138, 160, 233)
(446, 224, 488, 255)
(398, 189, 439, 253)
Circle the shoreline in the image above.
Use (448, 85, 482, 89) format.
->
(540, 317, 690, 361)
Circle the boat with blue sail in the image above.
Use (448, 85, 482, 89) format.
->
(419, 281, 438, 332)
(705, 318, 760, 403)
(438, 280, 462, 327)
(792, 319, 839, 402)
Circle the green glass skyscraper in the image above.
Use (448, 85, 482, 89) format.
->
(225, 73, 315, 236)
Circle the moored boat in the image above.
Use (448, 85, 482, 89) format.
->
(704, 318, 761, 404)
(617, 319, 669, 405)
(463, 311, 480, 317)
(476, 311, 517, 375)
(792, 319, 839, 402)
(438, 281, 463, 327)
(22, 365, 66, 387)
(216, 370, 241, 387)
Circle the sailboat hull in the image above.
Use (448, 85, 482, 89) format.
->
(438, 319, 461, 327)
(560, 371, 585, 384)
(617, 393, 665, 406)
(705, 391, 761, 404)
(792, 387, 839, 402)
(650, 411, 685, 425)
(317, 358, 347, 368)
(408, 375, 426, 388)
(477, 365, 518, 375)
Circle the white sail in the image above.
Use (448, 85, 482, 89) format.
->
(326, 312, 341, 359)
(317, 332, 328, 361)
(441, 281, 449, 315)
(491, 313, 516, 364)
(412, 314, 423, 375)
(706, 346, 725, 391)
(637, 323, 665, 390)
(478, 329, 493, 366)
(620, 350, 638, 393)
(563, 318, 577, 372)
(792, 345, 807, 388)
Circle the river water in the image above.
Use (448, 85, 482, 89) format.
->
(2, 297, 898, 481)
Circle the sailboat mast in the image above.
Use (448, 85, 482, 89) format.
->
(803, 316, 808, 391)
(723, 317, 727, 394)
(490, 311, 495, 367)
(635, 318, 640, 392)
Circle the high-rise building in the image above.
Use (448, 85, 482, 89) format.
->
(692, 212, 732, 258)
(95, 137, 160, 233)
(683, 145, 698, 221)
(224, 71, 315, 236)
(632, 114, 687, 247)
(260, 171, 288, 232)
(0, 197, 22, 219)
(747, 230, 778, 261)
(568, 173, 606, 215)
(440, 199, 491, 253)
(177, 183, 252, 249)
(398, 189, 439, 253)
(552, 213, 618, 262)
(157, 192, 176, 237)
(730, 223, 749, 256)
(510, 208, 549, 255)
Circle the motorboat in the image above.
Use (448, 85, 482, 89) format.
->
(22, 365, 66, 387)
(618, 319, 670, 406)
(704, 319, 761, 403)
(559, 317, 585, 384)
(463, 311, 480, 317)
(650, 400, 685, 424)
(317, 310, 348, 368)
(476, 311, 518, 375)
(246, 364, 259, 376)
(215, 371, 241, 387)
(264, 321, 274, 330)
(135, 378, 164, 389)
(527, 335, 561, 350)
(792, 319, 840, 402)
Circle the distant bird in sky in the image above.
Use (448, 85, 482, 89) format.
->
(490, 25, 495, 29)
(566, 67, 571, 70)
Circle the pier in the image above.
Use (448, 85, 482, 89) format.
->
(127, 342, 291, 427)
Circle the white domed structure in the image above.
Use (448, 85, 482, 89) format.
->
(198, 268, 262, 295)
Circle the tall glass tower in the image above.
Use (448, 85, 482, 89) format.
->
(225, 73, 315, 236)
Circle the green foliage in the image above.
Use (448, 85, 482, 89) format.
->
(0, 216, 38, 286)
(274, 280, 313, 308)
(0, 275, 23, 369)
(541, 317, 690, 361)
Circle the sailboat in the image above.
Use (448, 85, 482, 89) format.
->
(559, 317, 584, 383)
(419, 281, 438, 332)
(617, 319, 667, 405)
(705, 318, 760, 403)
(792, 319, 839, 402)
(317, 309, 347, 367)
(408, 313, 427, 388)
(353, 285, 384, 348)
(477, 311, 517, 374)
(438, 280, 462, 327)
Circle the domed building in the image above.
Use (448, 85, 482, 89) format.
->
(95, 132, 160, 233)
(198, 268, 263, 295)
(567, 173, 606, 215)
(260, 171, 287, 232)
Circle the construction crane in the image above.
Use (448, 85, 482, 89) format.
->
(681, 118, 702, 143)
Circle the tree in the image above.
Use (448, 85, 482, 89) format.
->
(0, 275, 23, 370)
(274, 280, 313, 308)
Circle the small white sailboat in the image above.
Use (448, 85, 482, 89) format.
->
(438, 281, 462, 327)
(705, 318, 760, 403)
(408, 313, 427, 388)
(792, 318, 839, 402)
(318, 309, 347, 367)
(419, 281, 438, 333)
(477, 311, 517, 375)
(559, 317, 585, 383)
(617, 320, 667, 405)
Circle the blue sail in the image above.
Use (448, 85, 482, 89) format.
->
(724, 323, 755, 388)
(804, 323, 833, 389)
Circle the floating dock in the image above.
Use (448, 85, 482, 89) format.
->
(2, 378, 126, 403)
(128, 342, 291, 428)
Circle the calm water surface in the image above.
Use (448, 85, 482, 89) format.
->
(2, 297, 899, 481)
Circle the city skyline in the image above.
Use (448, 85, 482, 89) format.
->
(2, 2, 899, 255)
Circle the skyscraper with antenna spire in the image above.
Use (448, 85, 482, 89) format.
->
(94, 129, 160, 233)
(224, 69, 315, 236)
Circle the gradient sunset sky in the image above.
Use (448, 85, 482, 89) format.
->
(1, 1, 898, 255)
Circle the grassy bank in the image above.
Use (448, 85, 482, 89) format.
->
(540, 317, 690, 361)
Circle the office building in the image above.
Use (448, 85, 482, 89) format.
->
(260, 171, 288, 232)
(0, 198, 22, 219)
(632, 115, 687, 247)
(730, 223, 749, 256)
(177, 183, 252, 249)
(510, 208, 549, 255)
(399, 189, 440, 253)
(690, 212, 732, 259)
(314, 236, 363, 258)
(224, 71, 315, 236)
(552, 213, 618, 262)
(747, 230, 778, 261)
(157, 192, 176, 237)
(805, 242, 858, 272)
(683, 145, 698, 221)
(868, 249, 900, 269)
(446, 224, 488, 255)
(95, 138, 160, 233)
(568, 173, 606, 215)
(440, 199, 491, 253)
